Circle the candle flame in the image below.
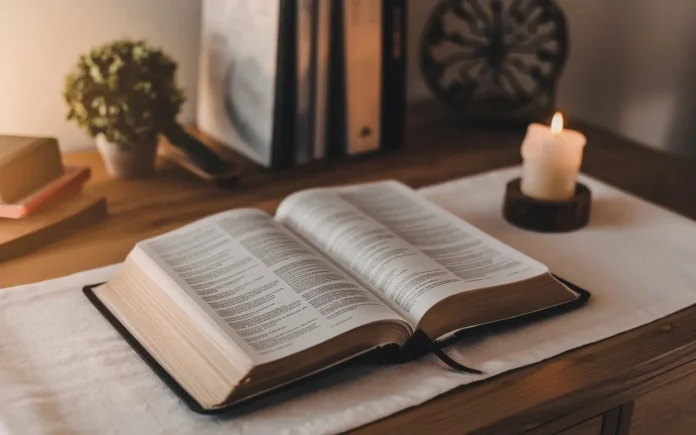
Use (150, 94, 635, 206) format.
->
(551, 112, 564, 135)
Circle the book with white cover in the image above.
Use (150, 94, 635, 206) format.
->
(197, 0, 293, 168)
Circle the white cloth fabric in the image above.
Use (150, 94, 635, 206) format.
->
(2, 167, 696, 435)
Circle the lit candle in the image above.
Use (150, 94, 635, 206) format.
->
(520, 112, 587, 201)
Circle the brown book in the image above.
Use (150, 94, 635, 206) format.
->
(0, 166, 90, 219)
(0, 136, 64, 203)
(0, 194, 107, 261)
(90, 181, 584, 411)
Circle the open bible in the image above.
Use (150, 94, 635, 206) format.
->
(86, 181, 587, 412)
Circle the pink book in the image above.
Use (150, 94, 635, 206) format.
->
(0, 166, 91, 219)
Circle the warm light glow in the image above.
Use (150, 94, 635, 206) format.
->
(551, 112, 564, 135)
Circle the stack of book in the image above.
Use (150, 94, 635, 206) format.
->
(197, 0, 407, 168)
(0, 136, 91, 219)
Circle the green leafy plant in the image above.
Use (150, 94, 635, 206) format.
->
(64, 39, 184, 148)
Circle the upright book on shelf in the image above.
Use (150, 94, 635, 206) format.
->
(381, 0, 407, 151)
(197, 0, 296, 168)
(329, 0, 407, 157)
(197, 0, 407, 167)
(85, 180, 589, 413)
(342, 0, 383, 155)
(294, 0, 318, 165)
(312, 0, 332, 160)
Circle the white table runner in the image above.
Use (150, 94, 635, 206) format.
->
(2, 167, 696, 435)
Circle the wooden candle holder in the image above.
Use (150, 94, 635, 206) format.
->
(503, 178, 591, 233)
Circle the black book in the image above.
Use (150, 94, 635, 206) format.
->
(328, 0, 408, 157)
(83, 180, 589, 413)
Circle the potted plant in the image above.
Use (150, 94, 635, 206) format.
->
(64, 40, 184, 178)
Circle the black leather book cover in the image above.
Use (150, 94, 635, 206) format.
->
(83, 277, 590, 414)
(381, 0, 408, 151)
(271, 0, 298, 169)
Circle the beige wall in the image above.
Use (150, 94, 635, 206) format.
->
(1, 0, 695, 157)
(0, 0, 201, 152)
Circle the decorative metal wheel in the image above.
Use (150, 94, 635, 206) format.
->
(420, 0, 568, 121)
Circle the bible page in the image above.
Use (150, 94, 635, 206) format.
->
(276, 181, 548, 327)
(132, 209, 407, 365)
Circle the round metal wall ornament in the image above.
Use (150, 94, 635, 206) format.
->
(420, 0, 568, 127)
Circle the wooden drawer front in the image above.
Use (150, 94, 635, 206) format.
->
(556, 416, 603, 435)
(630, 371, 696, 435)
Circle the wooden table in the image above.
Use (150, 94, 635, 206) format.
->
(3, 104, 696, 434)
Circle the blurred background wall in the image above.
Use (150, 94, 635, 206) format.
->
(1, 0, 695, 159)
(0, 0, 201, 152)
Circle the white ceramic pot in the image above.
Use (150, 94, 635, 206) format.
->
(95, 135, 158, 179)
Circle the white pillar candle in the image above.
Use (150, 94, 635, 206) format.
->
(521, 113, 587, 201)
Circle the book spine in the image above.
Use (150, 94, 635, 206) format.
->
(0, 138, 63, 203)
(294, 0, 316, 165)
(327, 0, 345, 158)
(381, 0, 407, 151)
(271, 0, 298, 168)
(312, 0, 331, 160)
(342, 0, 383, 155)
(0, 167, 90, 219)
(197, 0, 286, 168)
